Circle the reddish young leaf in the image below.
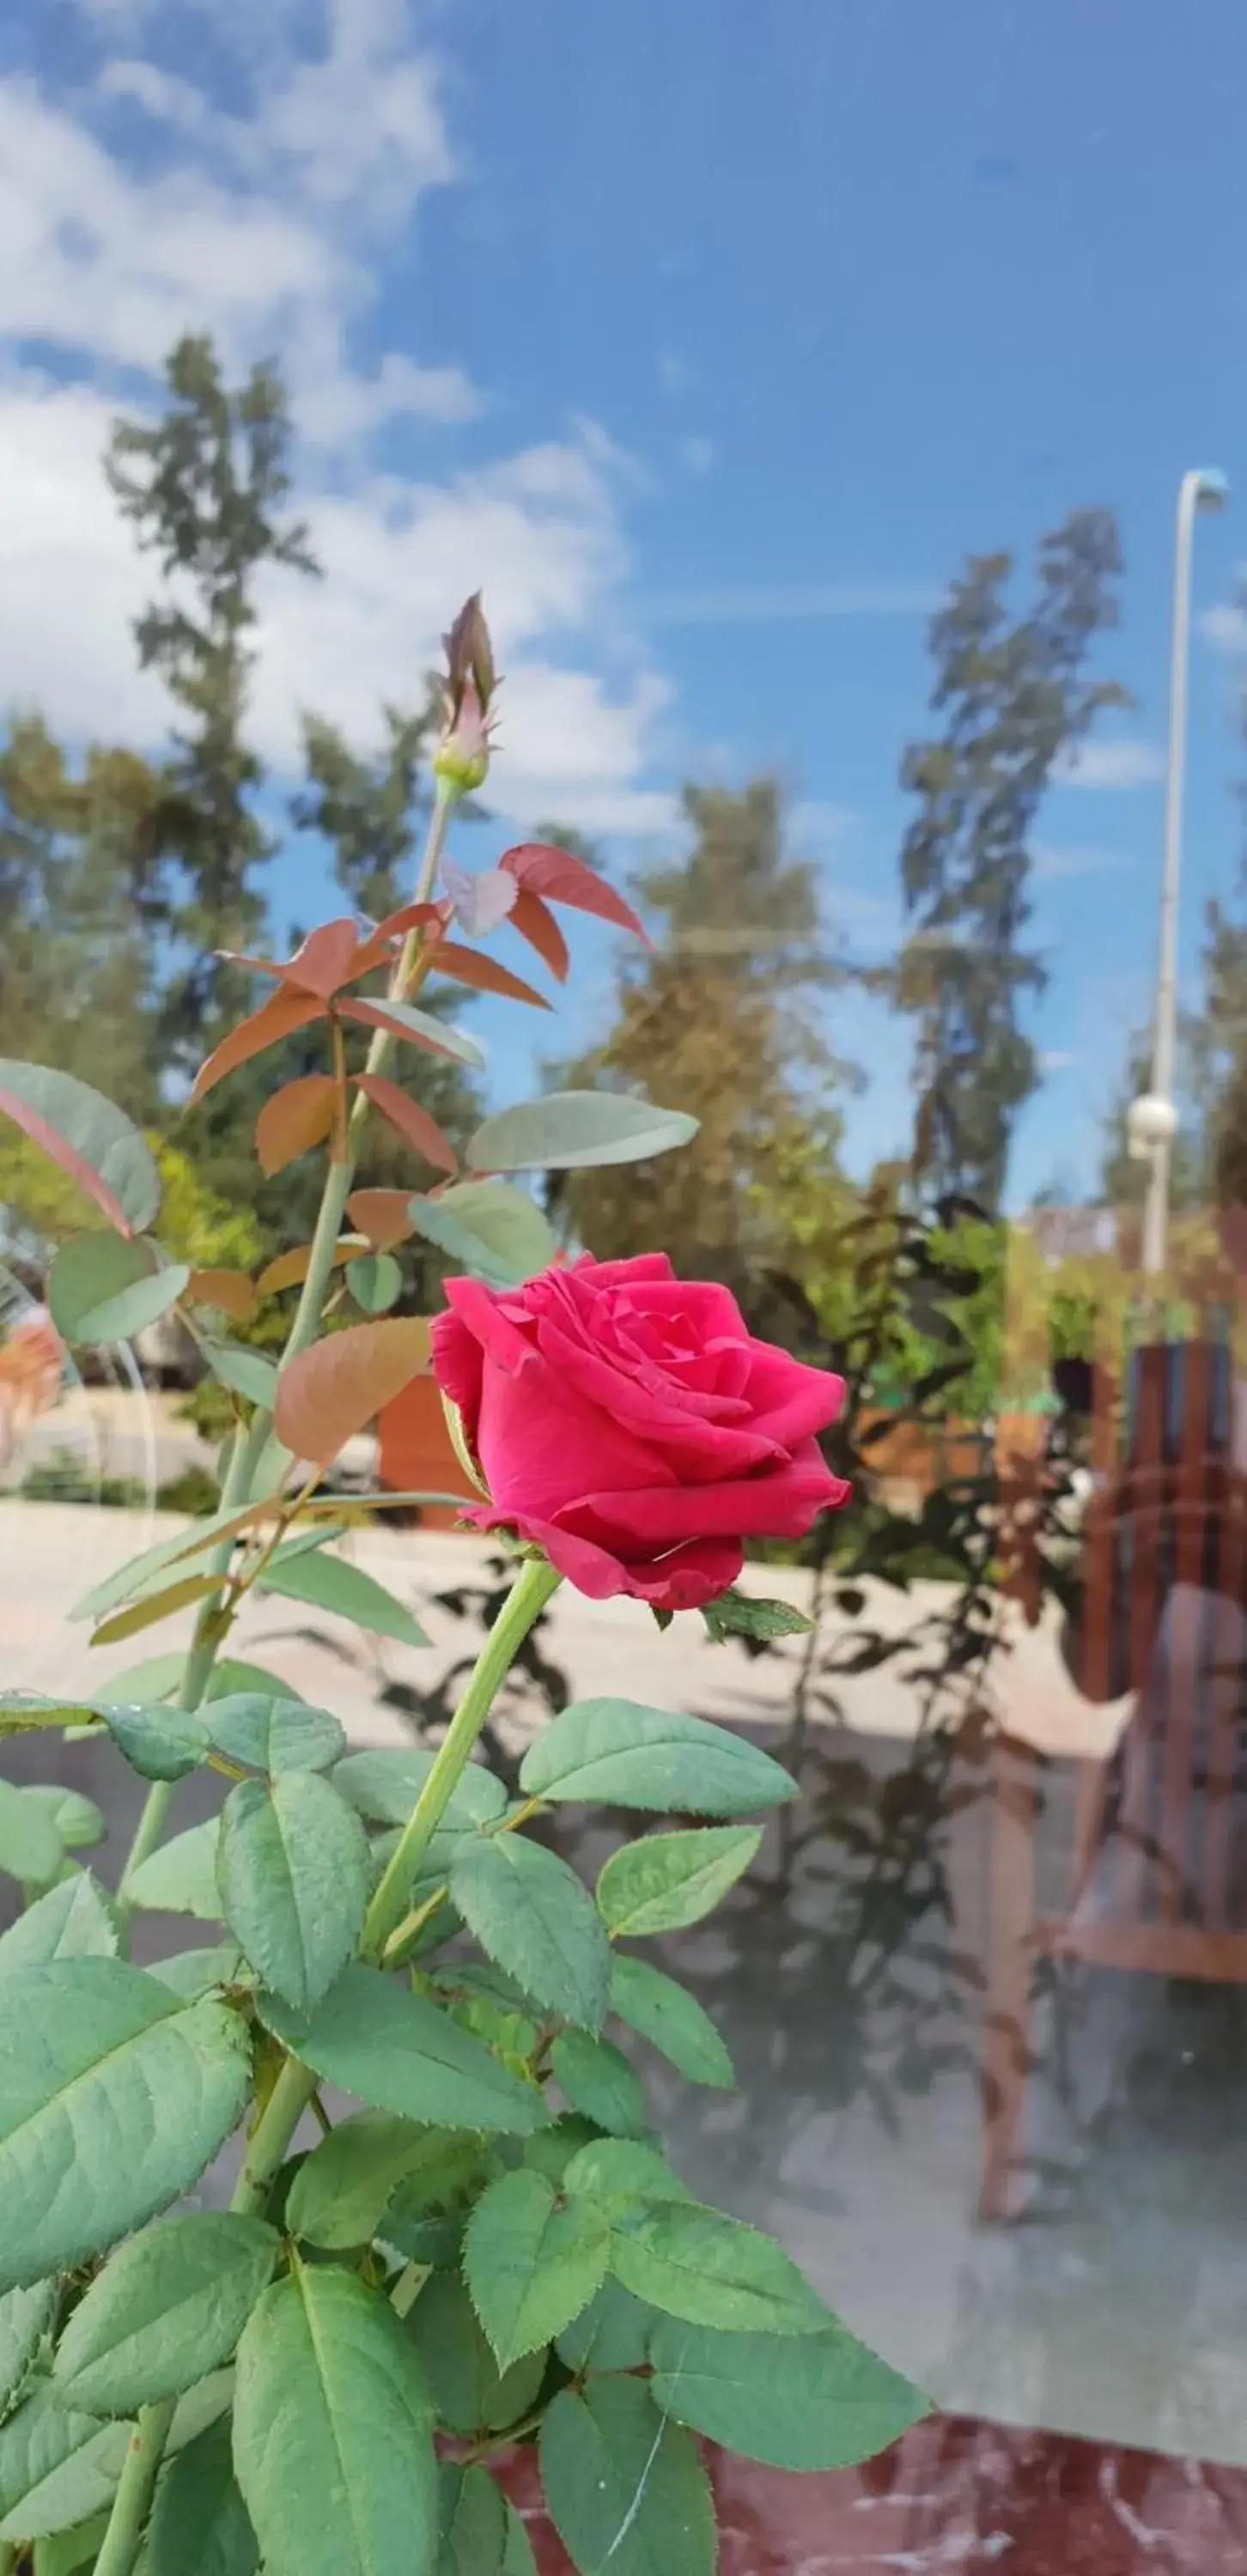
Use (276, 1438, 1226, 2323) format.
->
(271, 920, 363, 1001)
(256, 1240, 368, 1297)
(275, 1315, 431, 1465)
(189, 989, 325, 1109)
(508, 889, 569, 984)
(351, 1078, 458, 1173)
(255, 1075, 339, 1178)
(350, 902, 446, 981)
(499, 842, 650, 945)
(186, 1268, 259, 1324)
(346, 1189, 417, 1250)
(427, 941, 552, 1011)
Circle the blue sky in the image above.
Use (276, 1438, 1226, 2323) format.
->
(3, 0, 1247, 1204)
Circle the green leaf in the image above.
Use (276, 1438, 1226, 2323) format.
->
(30, 2510, 111, 2576)
(102, 1704, 210, 1783)
(87, 1654, 305, 1709)
(450, 1832, 609, 2032)
(48, 1234, 187, 1347)
(147, 1947, 248, 2002)
(550, 2032, 646, 2136)
(333, 1750, 506, 1828)
(69, 1512, 251, 1625)
(405, 2271, 544, 2439)
(611, 2201, 828, 2335)
(0, 2278, 57, 2415)
(562, 2139, 690, 2213)
(554, 2280, 654, 2375)
(407, 1181, 558, 1291)
(701, 1588, 813, 1644)
(0, 2385, 128, 2541)
(520, 1700, 795, 1819)
(0, 1873, 116, 1974)
(0, 1692, 101, 1736)
(52, 2213, 277, 2415)
(285, 2112, 463, 2251)
(608, 1955, 734, 2088)
(351, 993, 484, 1068)
(348, 1252, 404, 1315)
(0, 1061, 160, 1235)
(596, 1828, 760, 1938)
(502, 2500, 538, 2576)
(0, 1779, 64, 1888)
(468, 1092, 699, 1175)
(254, 1548, 430, 1648)
(202, 1694, 344, 1776)
(259, 1963, 545, 2135)
(23, 1786, 106, 1853)
(233, 2266, 438, 2576)
(0, 1960, 250, 2289)
(216, 1773, 369, 2013)
(125, 1821, 222, 1920)
(436, 2463, 507, 2576)
(142, 2415, 259, 2576)
(202, 1343, 280, 1408)
(539, 2377, 715, 2576)
(648, 2317, 929, 2470)
(463, 2168, 610, 2369)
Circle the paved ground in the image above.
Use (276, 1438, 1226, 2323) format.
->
(0, 1496, 1118, 1758)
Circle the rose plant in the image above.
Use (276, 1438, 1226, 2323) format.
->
(0, 599, 925, 2576)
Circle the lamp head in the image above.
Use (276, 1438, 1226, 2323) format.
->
(1195, 466, 1230, 512)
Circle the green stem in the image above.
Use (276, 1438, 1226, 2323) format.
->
(90, 784, 460, 2573)
(89, 2399, 177, 2576)
(362, 1555, 561, 1959)
(114, 784, 458, 1912)
(232, 2054, 319, 2217)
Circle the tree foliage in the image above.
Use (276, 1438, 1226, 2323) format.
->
(895, 507, 1128, 1212)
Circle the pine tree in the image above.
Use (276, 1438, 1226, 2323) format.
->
(105, 334, 320, 1069)
(560, 780, 850, 1323)
(897, 507, 1128, 1212)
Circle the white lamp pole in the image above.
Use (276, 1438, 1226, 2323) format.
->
(1134, 465, 1229, 1277)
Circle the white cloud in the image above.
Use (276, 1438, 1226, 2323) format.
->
(1201, 600, 1247, 654)
(0, 14, 677, 840)
(1037, 1049, 1078, 1073)
(1055, 738, 1165, 791)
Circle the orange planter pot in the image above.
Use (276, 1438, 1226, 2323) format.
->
(376, 1373, 465, 1529)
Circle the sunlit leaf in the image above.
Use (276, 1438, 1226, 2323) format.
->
(255, 1238, 367, 1297)
(408, 1180, 559, 1288)
(351, 1076, 458, 1172)
(273, 1315, 429, 1464)
(90, 1570, 224, 1648)
(258, 1963, 544, 2135)
(339, 995, 483, 1068)
(463, 2168, 610, 2370)
(186, 1267, 259, 1324)
(467, 1092, 697, 1174)
(611, 2200, 828, 2335)
(429, 941, 551, 1010)
(508, 889, 569, 982)
(595, 1827, 761, 1937)
(500, 842, 651, 945)
(254, 1076, 338, 1178)
(216, 1773, 368, 2013)
(450, 1832, 609, 2030)
(188, 989, 325, 1110)
(344, 1188, 416, 1250)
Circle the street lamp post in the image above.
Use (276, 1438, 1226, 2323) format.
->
(1134, 465, 1229, 1278)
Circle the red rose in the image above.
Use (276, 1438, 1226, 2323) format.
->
(429, 1253, 849, 1612)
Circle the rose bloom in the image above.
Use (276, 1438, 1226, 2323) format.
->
(429, 1254, 849, 1612)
